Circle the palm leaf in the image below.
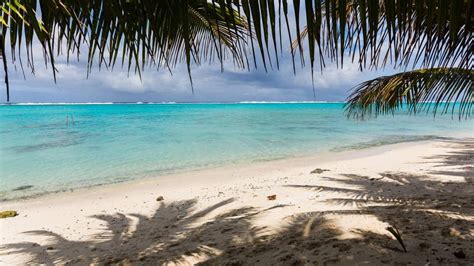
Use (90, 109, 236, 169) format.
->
(1, 0, 248, 101)
(386, 226, 407, 252)
(345, 68, 473, 119)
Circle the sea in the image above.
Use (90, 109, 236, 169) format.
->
(1, 102, 472, 200)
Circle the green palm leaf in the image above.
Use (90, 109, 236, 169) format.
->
(345, 68, 473, 119)
(1, 0, 248, 101)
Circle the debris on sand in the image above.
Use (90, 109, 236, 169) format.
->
(441, 227, 461, 237)
(310, 168, 329, 174)
(386, 226, 407, 252)
(0, 210, 18, 219)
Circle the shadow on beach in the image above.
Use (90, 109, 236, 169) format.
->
(1, 140, 473, 265)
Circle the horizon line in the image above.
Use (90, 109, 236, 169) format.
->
(0, 101, 346, 106)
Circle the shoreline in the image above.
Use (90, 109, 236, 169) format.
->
(0, 137, 453, 205)
(1, 137, 473, 264)
(2, 133, 469, 203)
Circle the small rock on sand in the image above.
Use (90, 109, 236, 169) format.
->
(156, 196, 164, 201)
(441, 227, 461, 237)
(267, 195, 276, 200)
(449, 228, 461, 237)
(310, 168, 329, 174)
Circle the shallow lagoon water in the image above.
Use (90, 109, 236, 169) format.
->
(0, 103, 472, 200)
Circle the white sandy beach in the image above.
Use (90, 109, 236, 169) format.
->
(1, 138, 473, 265)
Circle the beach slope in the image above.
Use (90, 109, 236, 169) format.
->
(1, 138, 473, 265)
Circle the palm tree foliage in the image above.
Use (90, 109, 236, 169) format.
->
(0, 0, 472, 117)
(0, 0, 249, 101)
(346, 68, 473, 119)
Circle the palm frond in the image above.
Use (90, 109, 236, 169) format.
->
(292, 0, 472, 70)
(345, 68, 473, 119)
(1, 0, 248, 101)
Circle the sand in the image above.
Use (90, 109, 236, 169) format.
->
(1, 138, 473, 265)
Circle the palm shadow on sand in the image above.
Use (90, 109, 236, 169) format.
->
(2, 198, 266, 264)
(2, 139, 473, 265)
(207, 139, 474, 264)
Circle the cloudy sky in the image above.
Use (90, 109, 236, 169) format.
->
(2, 4, 398, 104)
(5, 50, 398, 103)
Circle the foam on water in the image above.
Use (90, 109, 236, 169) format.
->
(0, 103, 472, 200)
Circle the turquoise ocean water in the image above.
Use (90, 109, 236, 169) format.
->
(0, 103, 472, 200)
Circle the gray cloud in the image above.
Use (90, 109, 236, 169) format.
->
(5, 52, 396, 103)
(2, 4, 396, 103)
